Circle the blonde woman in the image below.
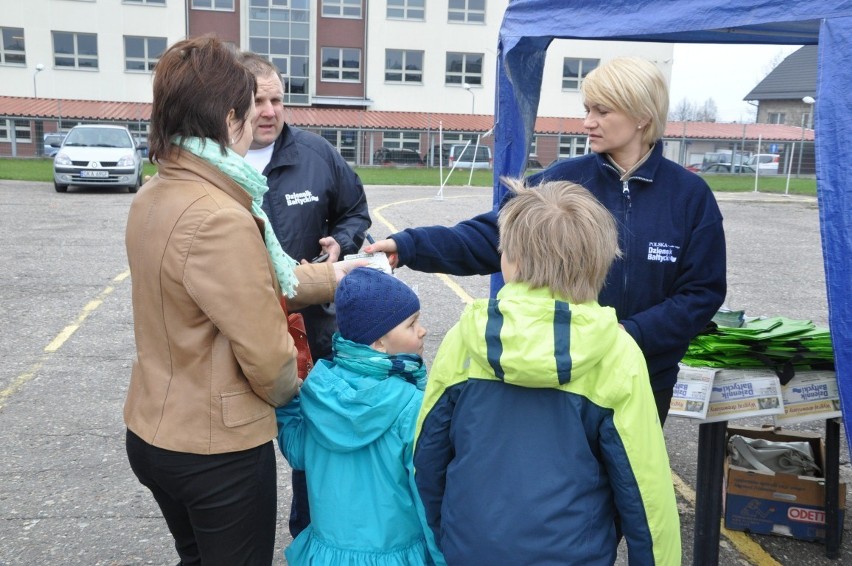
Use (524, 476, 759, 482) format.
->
(368, 56, 726, 426)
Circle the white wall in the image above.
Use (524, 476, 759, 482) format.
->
(1, 0, 674, 118)
(365, 1, 674, 118)
(365, 0, 507, 115)
(0, 0, 185, 102)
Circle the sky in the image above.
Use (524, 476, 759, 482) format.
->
(669, 43, 803, 123)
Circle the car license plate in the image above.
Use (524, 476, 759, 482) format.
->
(81, 170, 109, 178)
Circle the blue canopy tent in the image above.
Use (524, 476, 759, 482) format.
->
(496, 0, 852, 459)
(496, 2, 852, 559)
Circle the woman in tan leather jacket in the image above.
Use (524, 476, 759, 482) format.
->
(123, 35, 357, 566)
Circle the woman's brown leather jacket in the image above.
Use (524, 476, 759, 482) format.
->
(124, 151, 335, 454)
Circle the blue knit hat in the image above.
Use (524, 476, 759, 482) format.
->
(335, 267, 420, 345)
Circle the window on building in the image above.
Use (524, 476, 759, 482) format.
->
(125, 122, 149, 140)
(248, 0, 311, 105)
(559, 135, 590, 159)
(767, 112, 786, 125)
(448, 0, 485, 23)
(1, 27, 26, 65)
(562, 58, 598, 90)
(52, 31, 98, 69)
(191, 0, 235, 10)
(529, 135, 538, 157)
(123, 0, 166, 5)
(321, 47, 361, 82)
(124, 36, 167, 72)
(383, 131, 420, 151)
(439, 133, 477, 145)
(320, 129, 357, 163)
(387, 0, 425, 20)
(445, 52, 483, 85)
(385, 49, 423, 83)
(322, 0, 361, 18)
(6, 119, 32, 143)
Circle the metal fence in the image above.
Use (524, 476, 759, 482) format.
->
(2, 117, 816, 180)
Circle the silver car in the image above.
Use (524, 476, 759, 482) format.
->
(448, 143, 492, 169)
(53, 125, 143, 193)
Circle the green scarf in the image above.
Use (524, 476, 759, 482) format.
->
(176, 137, 299, 297)
(331, 333, 428, 390)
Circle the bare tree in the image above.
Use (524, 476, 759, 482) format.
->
(670, 97, 717, 122)
(670, 98, 695, 121)
(696, 98, 718, 122)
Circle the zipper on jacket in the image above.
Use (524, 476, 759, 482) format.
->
(622, 180, 631, 299)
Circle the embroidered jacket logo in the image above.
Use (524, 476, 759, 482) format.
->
(285, 190, 319, 206)
(647, 241, 679, 263)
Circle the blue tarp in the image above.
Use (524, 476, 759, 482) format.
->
(495, 1, 852, 454)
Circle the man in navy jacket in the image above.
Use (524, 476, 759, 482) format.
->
(241, 52, 371, 538)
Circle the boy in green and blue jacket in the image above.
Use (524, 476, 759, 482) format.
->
(414, 178, 681, 566)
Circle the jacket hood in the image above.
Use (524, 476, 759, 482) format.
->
(457, 282, 620, 388)
(299, 359, 420, 452)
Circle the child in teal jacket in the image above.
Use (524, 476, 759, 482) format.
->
(277, 267, 444, 565)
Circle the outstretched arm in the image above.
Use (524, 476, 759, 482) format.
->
(365, 208, 501, 276)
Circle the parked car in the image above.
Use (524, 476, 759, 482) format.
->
(43, 133, 67, 158)
(423, 143, 453, 167)
(448, 143, 492, 169)
(701, 163, 756, 174)
(134, 136, 149, 159)
(700, 151, 750, 173)
(53, 124, 143, 193)
(746, 153, 780, 174)
(526, 158, 543, 170)
(373, 147, 424, 166)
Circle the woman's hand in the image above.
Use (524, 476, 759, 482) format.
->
(363, 238, 399, 268)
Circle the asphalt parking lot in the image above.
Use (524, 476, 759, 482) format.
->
(0, 179, 848, 565)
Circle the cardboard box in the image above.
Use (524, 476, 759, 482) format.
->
(724, 425, 847, 542)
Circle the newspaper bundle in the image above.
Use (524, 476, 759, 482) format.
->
(670, 366, 841, 424)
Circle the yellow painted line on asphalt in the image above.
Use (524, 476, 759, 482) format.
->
(0, 269, 130, 411)
(377, 195, 781, 566)
(45, 270, 130, 352)
(373, 197, 478, 305)
(0, 361, 44, 410)
(672, 472, 781, 565)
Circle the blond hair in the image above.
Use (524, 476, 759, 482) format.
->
(581, 56, 669, 145)
(497, 177, 621, 303)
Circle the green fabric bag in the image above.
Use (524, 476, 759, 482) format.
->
(682, 316, 834, 384)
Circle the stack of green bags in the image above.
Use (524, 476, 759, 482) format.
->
(681, 315, 835, 384)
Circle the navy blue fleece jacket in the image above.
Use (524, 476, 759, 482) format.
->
(390, 143, 726, 390)
(261, 124, 371, 359)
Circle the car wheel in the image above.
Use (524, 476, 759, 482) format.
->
(54, 182, 68, 193)
(128, 172, 142, 193)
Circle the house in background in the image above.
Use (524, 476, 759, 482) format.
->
(0, 0, 673, 117)
(0, 0, 675, 158)
(744, 45, 817, 128)
(1, 0, 815, 171)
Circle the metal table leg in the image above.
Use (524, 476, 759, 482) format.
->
(825, 418, 841, 559)
(693, 420, 729, 566)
